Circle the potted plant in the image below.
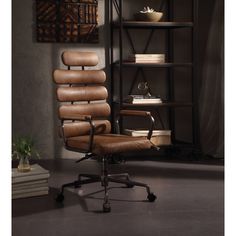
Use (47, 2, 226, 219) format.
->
(12, 137, 40, 172)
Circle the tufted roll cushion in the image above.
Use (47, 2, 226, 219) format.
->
(58, 103, 111, 120)
(53, 69, 106, 84)
(57, 86, 108, 102)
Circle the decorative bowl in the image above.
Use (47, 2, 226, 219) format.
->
(134, 12, 163, 22)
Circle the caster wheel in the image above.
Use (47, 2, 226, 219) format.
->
(77, 189, 84, 196)
(56, 193, 64, 202)
(126, 183, 134, 188)
(147, 193, 157, 202)
(103, 203, 111, 213)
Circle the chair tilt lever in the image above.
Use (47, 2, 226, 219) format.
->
(75, 154, 94, 163)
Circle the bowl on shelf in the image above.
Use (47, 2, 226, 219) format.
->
(134, 12, 163, 22)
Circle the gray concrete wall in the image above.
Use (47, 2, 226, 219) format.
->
(12, 0, 108, 159)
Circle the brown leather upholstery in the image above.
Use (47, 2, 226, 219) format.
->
(53, 70, 106, 84)
(61, 114, 92, 121)
(62, 120, 111, 138)
(57, 86, 108, 102)
(66, 134, 153, 155)
(62, 51, 99, 66)
(54, 50, 154, 155)
(58, 103, 111, 120)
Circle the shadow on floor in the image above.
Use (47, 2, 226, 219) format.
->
(12, 188, 82, 217)
(12, 185, 147, 216)
(108, 163, 224, 180)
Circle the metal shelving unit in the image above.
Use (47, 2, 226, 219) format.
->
(109, 0, 199, 153)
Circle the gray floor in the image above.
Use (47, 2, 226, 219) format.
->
(12, 158, 224, 236)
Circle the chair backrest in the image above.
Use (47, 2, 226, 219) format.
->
(53, 51, 111, 138)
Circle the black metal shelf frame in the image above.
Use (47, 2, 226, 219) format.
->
(109, 0, 199, 148)
(112, 21, 194, 29)
(113, 62, 193, 67)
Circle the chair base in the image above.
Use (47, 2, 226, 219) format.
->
(56, 156, 157, 212)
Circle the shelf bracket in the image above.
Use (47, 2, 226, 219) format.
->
(125, 28, 154, 96)
(113, 0, 120, 16)
(143, 29, 155, 54)
(125, 28, 155, 54)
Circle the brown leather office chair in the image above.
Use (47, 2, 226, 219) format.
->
(53, 51, 157, 212)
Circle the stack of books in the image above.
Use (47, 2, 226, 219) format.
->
(127, 54, 165, 63)
(124, 95, 162, 104)
(124, 129, 164, 136)
(12, 164, 50, 199)
(124, 129, 171, 146)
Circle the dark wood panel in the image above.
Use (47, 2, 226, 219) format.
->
(36, 0, 98, 43)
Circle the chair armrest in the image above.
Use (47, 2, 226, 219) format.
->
(61, 115, 95, 153)
(116, 110, 155, 140)
(119, 110, 151, 117)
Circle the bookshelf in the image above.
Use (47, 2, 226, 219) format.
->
(109, 0, 199, 154)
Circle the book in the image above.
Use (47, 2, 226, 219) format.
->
(124, 95, 162, 104)
(128, 54, 165, 63)
(132, 99, 162, 104)
(12, 186, 49, 195)
(12, 190, 49, 200)
(12, 173, 50, 184)
(13, 181, 48, 191)
(129, 59, 165, 63)
(12, 164, 50, 184)
(124, 129, 171, 137)
(124, 129, 172, 145)
(12, 179, 48, 188)
(129, 54, 165, 59)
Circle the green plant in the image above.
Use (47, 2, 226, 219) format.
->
(12, 137, 40, 160)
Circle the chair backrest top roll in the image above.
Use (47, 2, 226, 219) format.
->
(62, 51, 99, 67)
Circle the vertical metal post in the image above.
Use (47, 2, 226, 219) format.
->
(109, 0, 115, 132)
(192, 0, 199, 149)
(110, 0, 114, 98)
(119, 0, 123, 105)
(167, 0, 175, 141)
(118, 0, 123, 131)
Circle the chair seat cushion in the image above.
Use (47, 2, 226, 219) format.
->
(66, 134, 153, 155)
